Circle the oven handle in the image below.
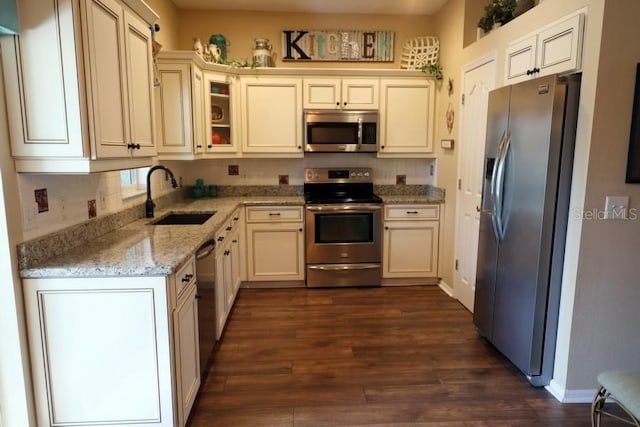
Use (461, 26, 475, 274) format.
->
(305, 205, 381, 212)
(307, 264, 380, 271)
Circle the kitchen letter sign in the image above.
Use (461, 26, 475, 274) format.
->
(282, 30, 394, 62)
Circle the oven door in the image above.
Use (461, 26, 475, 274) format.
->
(305, 204, 382, 264)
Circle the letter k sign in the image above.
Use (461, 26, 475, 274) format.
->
(283, 31, 311, 60)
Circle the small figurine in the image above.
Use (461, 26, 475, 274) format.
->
(193, 38, 203, 56)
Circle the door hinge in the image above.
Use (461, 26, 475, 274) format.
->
(458, 179, 462, 190)
(461, 94, 465, 105)
(455, 259, 459, 271)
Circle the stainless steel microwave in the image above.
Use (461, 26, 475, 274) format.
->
(304, 110, 378, 153)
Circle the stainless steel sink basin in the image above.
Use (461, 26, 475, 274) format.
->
(150, 212, 216, 225)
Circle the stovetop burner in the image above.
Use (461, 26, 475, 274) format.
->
(303, 167, 382, 204)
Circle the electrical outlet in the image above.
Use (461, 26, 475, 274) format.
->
(228, 165, 239, 176)
(604, 196, 629, 220)
(279, 175, 289, 185)
(396, 175, 406, 185)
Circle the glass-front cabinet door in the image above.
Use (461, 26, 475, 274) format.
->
(204, 72, 238, 155)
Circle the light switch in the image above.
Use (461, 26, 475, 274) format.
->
(604, 196, 629, 220)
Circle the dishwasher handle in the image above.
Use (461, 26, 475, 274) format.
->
(195, 239, 216, 260)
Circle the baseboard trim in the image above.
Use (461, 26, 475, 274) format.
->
(546, 379, 596, 403)
(438, 280, 454, 297)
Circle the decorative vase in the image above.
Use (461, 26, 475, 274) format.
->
(252, 38, 274, 67)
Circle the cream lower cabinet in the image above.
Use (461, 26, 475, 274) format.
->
(245, 206, 305, 282)
(383, 205, 440, 281)
(240, 77, 303, 156)
(214, 207, 243, 339)
(172, 257, 201, 427)
(1, 0, 158, 173)
(23, 257, 200, 427)
(505, 12, 584, 84)
(378, 78, 435, 156)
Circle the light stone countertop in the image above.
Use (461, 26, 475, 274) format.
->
(19, 191, 445, 279)
(20, 196, 303, 279)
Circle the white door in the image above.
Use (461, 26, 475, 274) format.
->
(454, 55, 496, 312)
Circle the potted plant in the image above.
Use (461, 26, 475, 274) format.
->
(478, 0, 517, 34)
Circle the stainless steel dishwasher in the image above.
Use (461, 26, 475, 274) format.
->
(195, 239, 216, 378)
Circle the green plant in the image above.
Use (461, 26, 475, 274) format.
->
(420, 62, 443, 81)
(478, 0, 517, 32)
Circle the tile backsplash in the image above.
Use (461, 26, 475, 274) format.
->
(165, 155, 436, 188)
(18, 170, 174, 240)
(18, 156, 436, 240)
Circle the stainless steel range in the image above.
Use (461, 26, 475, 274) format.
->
(304, 167, 382, 288)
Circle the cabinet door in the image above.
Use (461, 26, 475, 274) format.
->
(537, 13, 584, 76)
(24, 277, 173, 427)
(383, 220, 439, 278)
(214, 245, 228, 340)
(1, 0, 86, 158)
(123, 8, 156, 157)
(240, 77, 303, 154)
(505, 35, 537, 84)
(342, 78, 379, 109)
(192, 67, 206, 154)
(155, 63, 193, 154)
(379, 79, 434, 155)
(173, 282, 201, 427)
(303, 78, 341, 109)
(205, 72, 238, 154)
(246, 222, 305, 281)
(83, 0, 130, 158)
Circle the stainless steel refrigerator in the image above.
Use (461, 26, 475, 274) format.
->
(473, 73, 581, 386)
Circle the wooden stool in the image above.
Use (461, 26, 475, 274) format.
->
(592, 370, 640, 426)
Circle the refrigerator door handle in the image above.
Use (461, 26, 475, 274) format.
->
(495, 131, 511, 241)
(490, 130, 507, 242)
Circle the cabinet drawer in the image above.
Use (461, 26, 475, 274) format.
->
(245, 206, 303, 222)
(174, 256, 196, 299)
(385, 204, 439, 220)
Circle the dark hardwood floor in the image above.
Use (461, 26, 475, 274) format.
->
(187, 286, 606, 426)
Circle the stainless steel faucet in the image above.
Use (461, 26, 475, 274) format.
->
(145, 165, 178, 218)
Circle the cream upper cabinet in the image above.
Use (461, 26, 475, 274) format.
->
(240, 76, 303, 156)
(303, 77, 379, 110)
(505, 12, 585, 84)
(1, 0, 158, 173)
(204, 72, 239, 156)
(383, 205, 440, 281)
(155, 61, 205, 159)
(378, 78, 435, 156)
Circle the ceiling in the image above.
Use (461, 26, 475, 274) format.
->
(170, 0, 450, 15)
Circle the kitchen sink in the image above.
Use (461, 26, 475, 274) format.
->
(150, 212, 216, 225)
